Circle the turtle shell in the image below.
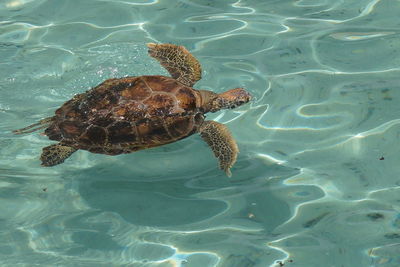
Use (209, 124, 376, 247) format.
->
(45, 75, 205, 155)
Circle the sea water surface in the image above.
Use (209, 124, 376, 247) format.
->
(1, 0, 400, 266)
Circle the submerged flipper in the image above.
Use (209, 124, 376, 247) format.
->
(199, 120, 239, 177)
(41, 143, 77, 166)
(13, 117, 54, 135)
(147, 43, 202, 87)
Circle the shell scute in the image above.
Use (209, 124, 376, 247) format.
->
(86, 125, 107, 145)
(120, 78, 152, 100)
(165, 116, 194, 139)
(107, 121, 137, 144)
(137, 119, 172, 144)
(91, 116, 115, 128)
(58, 120, 85, 139)
(144, 76, 179, 92)
(175, 87, 197, 110)
(143, 94, 176, 116)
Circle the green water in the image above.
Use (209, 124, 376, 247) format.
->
(1, 0, 400, 266)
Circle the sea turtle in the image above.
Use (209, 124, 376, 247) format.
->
(13, 43, 251, 176)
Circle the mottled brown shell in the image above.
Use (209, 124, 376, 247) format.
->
(45, 75, 204, 155)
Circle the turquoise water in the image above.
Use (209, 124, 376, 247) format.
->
(1, 0, 400, 266)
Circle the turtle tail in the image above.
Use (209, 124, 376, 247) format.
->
(13, 117, 55, 135)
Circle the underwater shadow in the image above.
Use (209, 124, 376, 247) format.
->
(64, 151, 299, 228)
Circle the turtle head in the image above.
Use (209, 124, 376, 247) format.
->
(209, 88, 251, 112)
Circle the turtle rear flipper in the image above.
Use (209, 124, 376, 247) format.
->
(41, 143, 77, 166)
(147, 43, 202, 87)
(199, 120, 239, 177)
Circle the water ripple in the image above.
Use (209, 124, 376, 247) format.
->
(2, 0, 400, 266)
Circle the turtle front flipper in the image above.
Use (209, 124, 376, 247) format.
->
(199, 121, 239, 177)
(41, 143, 77, 166)
(147, 43, 202, 87)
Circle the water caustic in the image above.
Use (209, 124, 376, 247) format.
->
(1, 0, 400, 266)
